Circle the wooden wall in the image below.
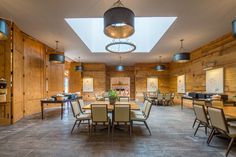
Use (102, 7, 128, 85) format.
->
(169, 33, 236, 104)
(106, 66, 135, 99)
(134, 63, 170, 101)
(0, 21, 65, 125)
(0, 20, 11, 125)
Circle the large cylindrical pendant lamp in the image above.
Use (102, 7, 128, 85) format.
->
(155, 65, 166, 71)
(0, 19, 8, 40)
(173, 53, 190, 63)
(232, 19, 236, 37)
(104, 0, 135, 39)
(116, 65, 124, 71)
(75, 65, 84, 72)
(173, 39, 190, 63)
(49, 54, 65, 64)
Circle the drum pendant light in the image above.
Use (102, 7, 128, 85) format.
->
(155, 56, 166, 71)
(75, 57, 84, 72)
(0, 19, 8, 40)
(173, 39, 190, 63)
(104, 0, 135, 39)
(116, 56, 125, 71)
(232, 19, 236, 37)
(49, 41, 65, 64)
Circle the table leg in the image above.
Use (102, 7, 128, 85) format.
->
(181, 97, 183, 110)
(41, 102, 44, 120)
(61, 102, 64, 120)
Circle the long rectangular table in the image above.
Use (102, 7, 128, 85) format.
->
(40, 98, 78, 120)
(83, 101, 140, 111)
(181, 96, 211, 109)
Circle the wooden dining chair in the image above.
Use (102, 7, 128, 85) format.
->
(91, 104, 111, 135)
(131, 101, 153, 135)
(112, 104, 131, 135)
(207, 107, 236, 157)
(193, 103, 210, 136)
(70, 101, 91, 134)
(119, 97, 129, 102)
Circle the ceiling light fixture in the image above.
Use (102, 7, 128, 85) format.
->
(49, 41, 65, 64)
(173, 39, 190, 63)
(106, 40, 136, 54)
(116, 56, 125, 71)
(104, 0, 135, 39)
(232, 19, 236, 37)
(75, 57, 84, 72)
(154, 56, 166, 71)
(0, 19, 8, 40)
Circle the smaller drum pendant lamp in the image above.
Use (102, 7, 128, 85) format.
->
(173, 39, 190, 63)
(232, 19, 236, 37)
(49, 41, 65, 64)
(104, 0, 135, 39)
(75, 57, 84, 72)
(154, 56, 166, 71)
(116, 56, 125, 71)
(0, 19, 8, 40)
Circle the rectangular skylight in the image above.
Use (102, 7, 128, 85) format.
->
(65, 17, 177, 53)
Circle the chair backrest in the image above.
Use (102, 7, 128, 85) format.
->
(211, 100, 224, 108)
(104, 97, 109, 102)
(207, 107, 228, 133)
(119, 97, 129, 102)
(157, 93, 163, 100)
(171, 92, 175, 98)
(114, 104, 130, 122)
(194, 100, 205, 106)
(193, 103, 208, 124)
(91, 104, 108, 122)
(165, 93, 171, 100)
(143, 101, 152, 119)
(71, 101, 82, 117)
(78, 99, 85, 107)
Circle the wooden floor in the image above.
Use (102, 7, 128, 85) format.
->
(0, 104, 236, 157)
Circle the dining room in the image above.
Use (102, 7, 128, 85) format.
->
(1, 0, 236, 157)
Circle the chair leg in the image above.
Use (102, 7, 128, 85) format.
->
(112, 123, 114, 136)
(129, 124, 132, 136)
(88, 120, 90, 134)
(108, 123, 110, 136)
(144, 121, 151, 135)
(226, 138, 234, 157)
(192, 118, 197, 128)
(207, 129, 215, 145)
(71, 120, 78, 134)
(205, 125, 207, 135)
(194, 123, 201, 136)
(207, 128, 214, 144)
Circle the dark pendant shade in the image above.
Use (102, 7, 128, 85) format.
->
(233, 19, 236, 37)
(173, 53, 190, 63)
(0, 19, 8, 40)
(49, 54, 65, 64)
(75, 65, 84, 72)
(155, 65, 166, 71)
(104, 7, 135, 39)
(116, 65, 125, 71)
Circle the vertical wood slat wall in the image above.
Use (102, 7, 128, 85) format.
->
(0, 20, 11, 125)
(0, 21, 65, 125)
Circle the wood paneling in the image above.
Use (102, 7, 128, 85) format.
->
(169, 33, 236, 104)
(106, 66, 135, 99)
(69, 62, 82, 93)
(12, 25, 24, 122)
(0, 20, 12, 125)
(82, 63, 106, 101)
(46, 51, 64, 96)
(23, 37, 45, 116)
(134, 63, 170, 101)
